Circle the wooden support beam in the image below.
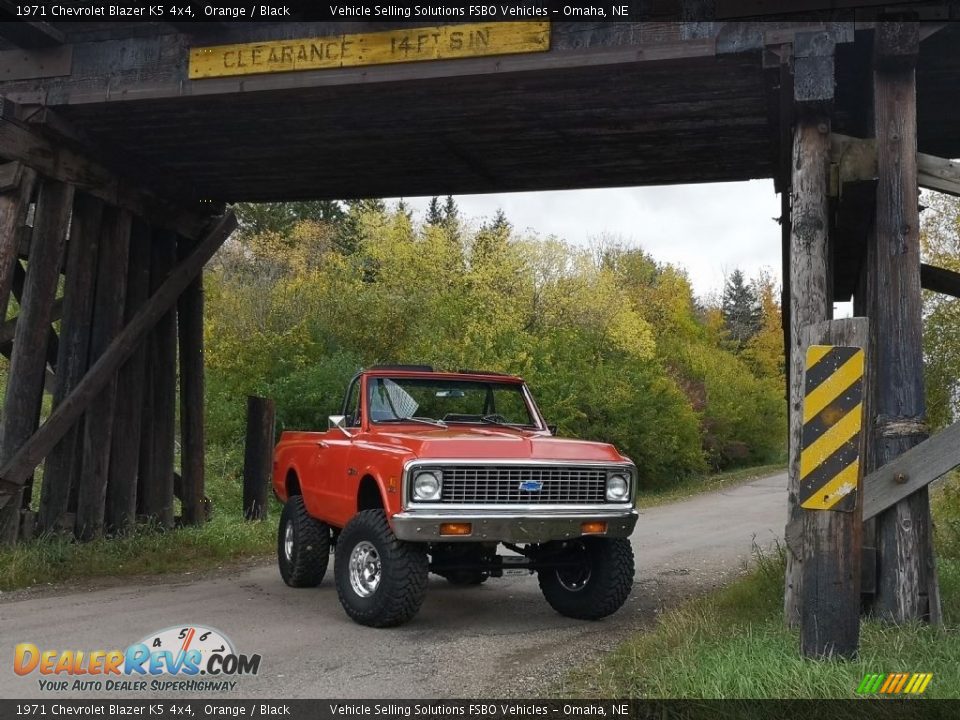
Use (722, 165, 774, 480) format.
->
(800, 318, 867, 659)
(243, 396, 276, 521)
(871, 22, 940, 625)
(0, 297, 62, 346)
(917, 153, 960, 198)
(106, 220, 151, 533)
(864, 420, 960, 522)
(0, 112, 213, 240)
(178, 238, 206, 526)
(38, 194, 103, 532)
(0, 165, 35, 329)
(0, 21, 65, 49)
(140, 230, 178, 529)
(920, 263, 960, 298)
(0, 212, 238, 508)
(784, 28, 835, 629)
(75, 208, 131, 541)
(0, 161, 23, 192)
(0, 180, 73, 543)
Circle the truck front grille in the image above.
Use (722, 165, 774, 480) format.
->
(435, 465, 609, 504)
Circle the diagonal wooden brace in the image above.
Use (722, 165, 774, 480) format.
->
(0, 211, 237, 509)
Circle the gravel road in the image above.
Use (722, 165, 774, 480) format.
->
(0, 471, 786, 699)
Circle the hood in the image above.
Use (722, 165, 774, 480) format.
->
(363, 426, 627, 463)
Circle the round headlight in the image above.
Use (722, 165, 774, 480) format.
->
(606, 473, 629, 502)
(413, 471, 442, 501)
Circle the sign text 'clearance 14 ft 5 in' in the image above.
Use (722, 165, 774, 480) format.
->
(189, 22, 551, 79)
(799, 344, 865, 512)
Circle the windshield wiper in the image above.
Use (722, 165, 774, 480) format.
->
(480, 415, 527, 430)
(381, 416, 447, 428)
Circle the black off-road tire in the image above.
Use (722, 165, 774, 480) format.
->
(277, 495, 331, 588)
(334, 510, 428, 627)
(538, 537, 634, 620)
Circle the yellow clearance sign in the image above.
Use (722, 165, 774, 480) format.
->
(189, 22, 551, 79)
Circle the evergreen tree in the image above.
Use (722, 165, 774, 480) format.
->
(721, 269, 762, 348)
(426, 196, 443, 225)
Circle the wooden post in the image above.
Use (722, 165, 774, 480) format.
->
(38, 193, 103, 533)
(784, 31, 836, 627)
(243, 396, 275, 521)
(75, 207, 131, 540)
(799, 318, 867, 658)
(106, 219, 151, 533)
(0, 165, 36, 322)
(178, 237, 206, 525)
(871, 22, 940, 624)
(140, 229, 177, 529)
(0, 180, 74, 543)
(0, 212, 237, 508)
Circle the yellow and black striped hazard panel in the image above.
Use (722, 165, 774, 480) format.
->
(800, 344, 865, 512)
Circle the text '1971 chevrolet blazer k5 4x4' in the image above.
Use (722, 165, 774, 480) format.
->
(272, 366, 638, 627)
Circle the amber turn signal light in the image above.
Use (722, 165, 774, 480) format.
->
(581, 521, 608, 535)
(439, 523, 473, 536)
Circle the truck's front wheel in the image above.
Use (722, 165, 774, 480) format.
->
(334, 510, 428, 627)
(277, 495, 331, 588)
(537, 537, 634, 620)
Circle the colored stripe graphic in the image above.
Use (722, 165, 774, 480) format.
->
(860, 672, 934, 695)
(799, 345, 864, 512)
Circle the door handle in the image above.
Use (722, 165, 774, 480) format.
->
(316, 441, 328, 448)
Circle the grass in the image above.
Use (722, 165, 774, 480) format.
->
(635, 462, 785, 509)
(0, 443, 277, 593)
(562, 475, 960, 702)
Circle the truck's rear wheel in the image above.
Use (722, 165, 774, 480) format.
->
(334, 510, 428, 627)
(277, 496, 331, 588)
(537, 537, 634, 620)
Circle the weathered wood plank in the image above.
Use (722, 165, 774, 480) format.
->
(75, 208, 131, 541)
(864, 420, 960, 522)
(178, 239, 206, 526)
(0, 180, 73, 543)
(0, 212, 238, 508)
(917, 152, 960, 198)
(800, 317, 867, 659)
(0, 166, 35, 330)
(140, 230, 178, 529)
(784, 118, 833, 627)
(37, 193, 104, 532)
(871, 23, 940, 625)
(243, 396, 276, 521)
(106, 220, 152, 533)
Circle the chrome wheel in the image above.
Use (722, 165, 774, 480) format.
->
(556, 562, 591, 592)
(283, 522, 294, 562)
(348, 540, 382, 598)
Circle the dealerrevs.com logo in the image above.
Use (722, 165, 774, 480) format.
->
(14, 625, 261, 693)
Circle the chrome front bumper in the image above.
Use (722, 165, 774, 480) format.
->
(390, 508, 639, 543)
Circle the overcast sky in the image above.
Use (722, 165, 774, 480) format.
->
(393, 179, 783, 301)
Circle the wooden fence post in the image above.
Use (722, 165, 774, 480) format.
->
(871, 22, 940, 624)
(243, 396, 276, 521)
(799, 318, 868, 658)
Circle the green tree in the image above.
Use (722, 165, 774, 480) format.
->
(721, 269, 762, 348)
(426, 197, 443, 225)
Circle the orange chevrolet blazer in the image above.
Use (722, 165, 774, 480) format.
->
(272, 366, 638, 627)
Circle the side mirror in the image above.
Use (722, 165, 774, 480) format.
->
(328, 415, 353, 437)
(547, 424, 558, 435)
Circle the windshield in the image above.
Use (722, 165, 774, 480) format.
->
(366, 377, 538, 428)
